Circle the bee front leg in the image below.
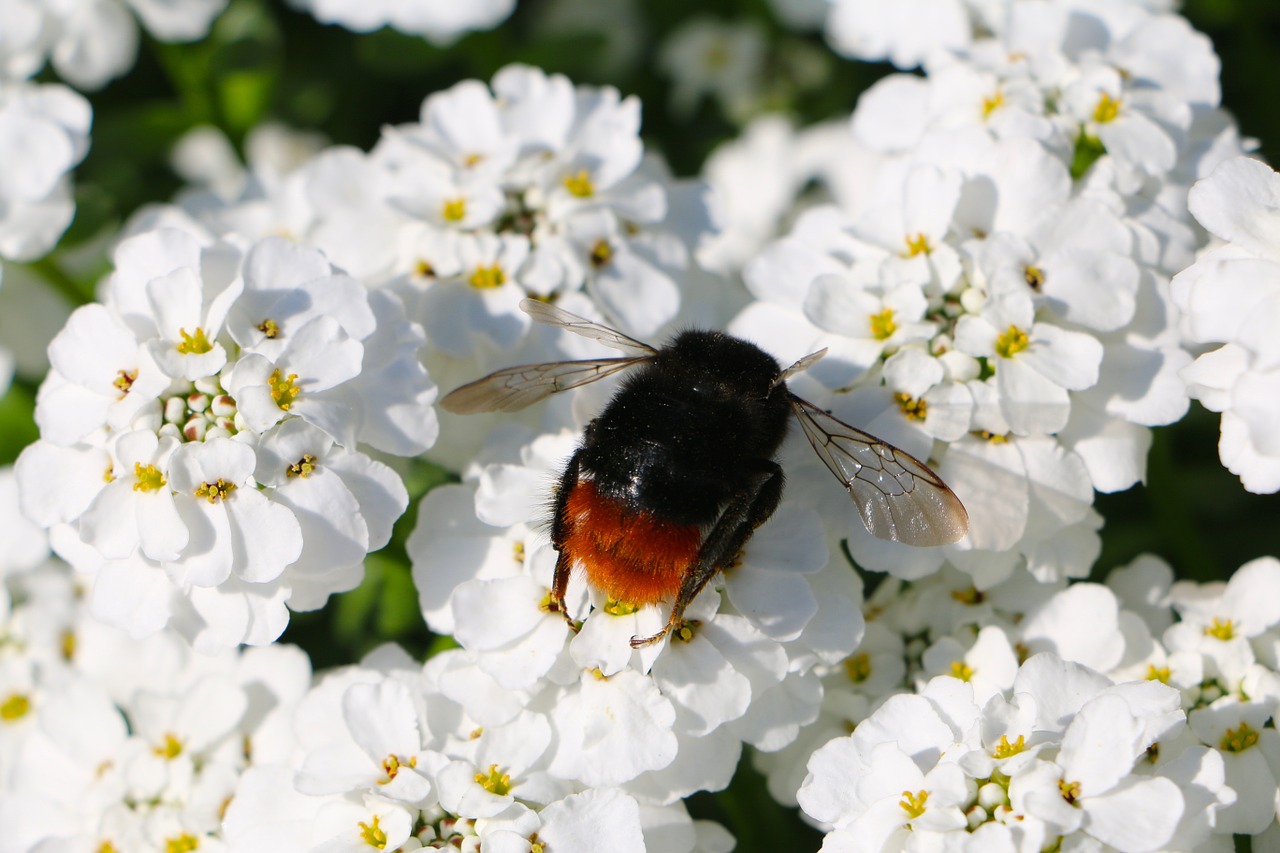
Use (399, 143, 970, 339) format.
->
(629, 460, 784, 649)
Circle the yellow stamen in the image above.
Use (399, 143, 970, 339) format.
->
(194, 479, 236, 504)
(269, 369, 301, 410)
(358, 815, 387, 849)
(900, 790, 929, 819)
(994, 325, 1029, 359)
(475, 763, 513, 796)
(869, 308, 898, 341)
(176, 327, 213, 355)
(287, 454, 317, 479)
(133, 463, 167, 493)
(1093, 92, 1121, 124)
(468, 264, 506, 290)
(564, 169, 595, 198)
(442, 198, 467, 222)
(993, 734, 1025, 759)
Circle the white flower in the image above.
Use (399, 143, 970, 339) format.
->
(1015, 692, 1185, 853)
(0, 82, 91, 261)
(167, 438, 303, 587)
(1173, 156, 1280, 493)
(825, 0, 971, 69)
(18, 230, 430, 649)
(287, 0, 514, 45)
(296, 676, 435, 804)
(3, 0, 228, 90)
(0, 467, 48, 578)
(658, 18, 767, 120)
(547, 668, 678, 787)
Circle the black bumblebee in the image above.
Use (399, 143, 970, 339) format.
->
(441, 299, 968, 647)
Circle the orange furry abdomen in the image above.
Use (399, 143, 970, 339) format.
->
(560, 478, 703, 605)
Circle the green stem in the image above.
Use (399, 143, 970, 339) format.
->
(26, 256, 91, 307)
(1146, 423, 1220, 582)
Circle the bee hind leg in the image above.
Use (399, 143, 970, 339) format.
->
(551, 449, 584, 631)
(629, 460, 784, 649)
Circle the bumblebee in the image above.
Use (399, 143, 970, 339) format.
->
(442, 300, 968, 647)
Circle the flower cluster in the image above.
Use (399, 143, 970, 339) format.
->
(0, 551, 313, 853)
(133, 63, 715, 459)
(783, 553, 1280, 851)
(5, 2, 1279, 851)
(1172, 156, 1280, 493)
(225, 646, 733, 853)
(0, 514, 732, 853)
(728, 0, 1245, 588)
(15, 229, 436, 649)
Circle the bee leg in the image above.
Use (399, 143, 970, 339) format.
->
(630, 460, 784, 649)
(550, 449, 584, 630)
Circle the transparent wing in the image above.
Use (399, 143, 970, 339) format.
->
(521, 298, 658, 357)
(789, 394, 969, 547)
(440, 357, 652, 414)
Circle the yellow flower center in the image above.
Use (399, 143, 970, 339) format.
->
(844, 652, 871, 684)
(1024, 265, 1045, 290)
(468, 264, 507, 290)
(269, 369, 301, 410)
(1059, 779, 1081, 804)
(287, 453, 317, 479)
(950, 661, 974, 681)
(673, 620, 699, 643)
(603, 598, 639, 616)
(176, 327, 213, 355)
(589, 239, 614, 268)
(1146, 665, 1171, 684)
(904, 233, 932, 257)
(1, 692, 31, 721)
(194, 479, 236, 504)
(154, 732, 184, 759)
(869, 308, 898, 341)
(358, 815, 387, 849)
(994, 324, 1030, 359)
(895, 392, 927, 422)
(900, 789, 929, 819)
(475, 763, 513, 796)
(165, 834, 199, 853)
(442, 197, 467, 222)
(564, 169, 595, 198)
(257, 319, 280, 339)
(379, 753, 416, 784)
(113, 369, 137, 397)
(133, 463, 167, 493)
(993, 734, 1025, 759)
(1093, 92, 1121, 124)
(982, 90, 1004, 119)
(1221, 721, 1259, 753)
(1205, 617, 1235, 640)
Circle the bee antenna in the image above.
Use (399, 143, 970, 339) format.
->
(772, 348, 828, 388)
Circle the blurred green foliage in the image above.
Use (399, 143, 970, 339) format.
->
(2, 0, 1279, 848)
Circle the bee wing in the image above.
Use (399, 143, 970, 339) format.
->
(789, 394, 969, 547)
(440, 356, 653, 414)
(520, 298, 659, 357)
